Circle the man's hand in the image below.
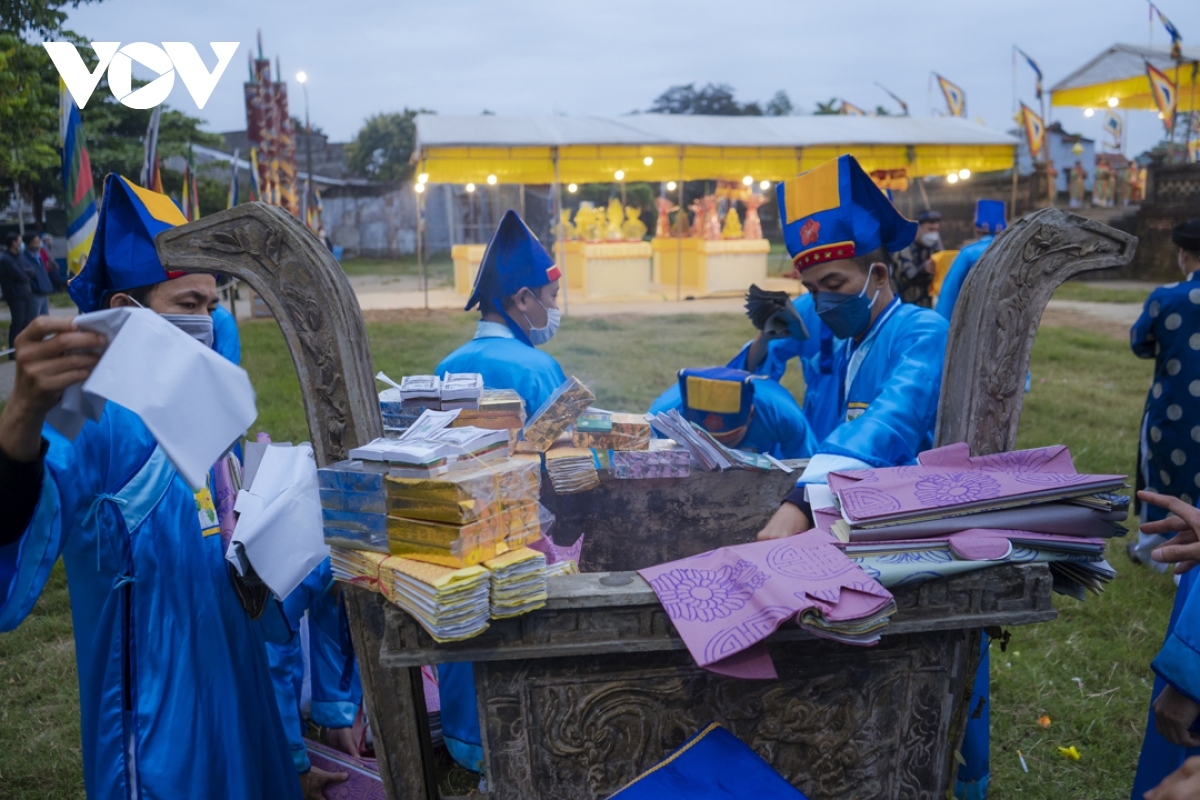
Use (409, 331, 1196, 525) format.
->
(1146, 755, 1200, 799)
(324, 726, 358, 758)
(744, 331, 770, 373)
(299, 765, 348, 800)
(922, 258, 936, 274)
(1140, 490, 1200, 574)
(756, 502, 812, 541)
(1154, 684, 1200, 748)
(0, 316, 106, 462)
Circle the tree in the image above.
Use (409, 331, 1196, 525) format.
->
(648, 83, 762, 116)
(0, 32, 61, 218)
(874, 106, 892, 117)
(813, 98, 840, 115)
(3, 0, 104, 36)
(765, 91, 793, 117)
(344, 109, 434, 182)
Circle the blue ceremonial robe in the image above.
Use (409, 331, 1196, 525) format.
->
(434, 319, 566, 772)
(1132, 568, 1200, 798)
(1131, 271, 1200, 522)
(436, 321, 567, 415)
(647, 375, 816, 460)
(212, 304, 241, 366)
(936, 236, 995, 323)
(268, 558, 362, 772)
(0, 405, 300, 799)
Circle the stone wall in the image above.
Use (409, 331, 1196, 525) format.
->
(1132, 161, 1200, 282)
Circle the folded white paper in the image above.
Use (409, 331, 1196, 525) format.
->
(229, 443, 329, 601)
(46, 308, 258, 489)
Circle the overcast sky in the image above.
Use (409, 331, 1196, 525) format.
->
(63, 0, 1198, 158)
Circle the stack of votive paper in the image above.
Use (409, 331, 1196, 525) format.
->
(483, 547, 549, 618)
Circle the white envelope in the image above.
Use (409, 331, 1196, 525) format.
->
(46, 308, 258, 489)
(229, 443, 329, 601)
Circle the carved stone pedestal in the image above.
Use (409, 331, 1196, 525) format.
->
(381, 564, 1056, 799)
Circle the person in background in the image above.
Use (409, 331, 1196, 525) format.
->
(0, 174, 304, 799)
(890, 209, 943, 308)
(0, 233, 37, 351)
(22, 233, 54, 317)
(651, 366, 817, 460)
(37, 233, 65, 292)
(1129, 219, 1200, 569)
(433, 209, 566, 776)
(935, 200, 1007, 323)
(1130, 489, 1200, 799)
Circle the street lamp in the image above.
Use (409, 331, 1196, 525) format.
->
(296, 71, 314, 226)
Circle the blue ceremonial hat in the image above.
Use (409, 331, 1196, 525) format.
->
(465, 210, 561, 312)
(69, 173, 189, 313)
(777, 154, 917, 271)
(975, 199, 1007, 234)
(679, 366, 757, 446)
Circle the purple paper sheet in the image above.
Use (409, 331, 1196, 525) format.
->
(305, 739, 386, 800)
(639, 531, 893, 679)
(528, 532, 585, 567)
(828, 444, 1124, 524)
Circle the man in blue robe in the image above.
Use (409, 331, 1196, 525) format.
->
(434, 209, 565, 774)
(0, 175, 304, 798)
(436, 210, 565, 415)
(1128, 219, 1200, 566)
(649, 366, 816, 460)
(935, 200, 1007, 323)
(1131, 489, 1200, 799)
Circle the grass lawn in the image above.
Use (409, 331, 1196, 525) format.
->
(1052, 281, 1154, 305)
(339, 252, 454, 284)
(0, 311, 1179, 799)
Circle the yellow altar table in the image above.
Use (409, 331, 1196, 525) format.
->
(563, 240, 653, 299)
(451, 243, 487, 295)
(652, 237, 769, 296)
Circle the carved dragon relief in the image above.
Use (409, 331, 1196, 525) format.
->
(935, 208, 1136, 457)
(154, 203, 382, 468)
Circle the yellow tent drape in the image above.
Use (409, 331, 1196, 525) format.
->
(420, 143, 1015, 185)
(1051, 62, 1199, 111)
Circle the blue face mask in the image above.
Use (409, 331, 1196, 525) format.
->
(814, 272, 881, 340)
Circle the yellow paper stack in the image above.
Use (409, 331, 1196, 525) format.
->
(483, 547, 549, 619)
(385, 459, 543, 567)
(329, 546, 490, 642)
(522, 376, 595, 452)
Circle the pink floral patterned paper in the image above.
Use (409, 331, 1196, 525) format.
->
(638, 531, 893, 679)
(304, 739, 386, 800)
(827, 444, 1125, 525)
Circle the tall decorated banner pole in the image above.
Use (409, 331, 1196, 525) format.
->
(227, 149, 240, 210)
(59, 81, 98, 280)
(140, 105, 161, 189)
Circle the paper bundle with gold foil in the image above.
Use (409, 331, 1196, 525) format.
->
(522, 376, 595, 452)
(572, 411, 651, 451)
(545, 447, 601, 494)
(452, 389, 527, 432)
(483, 547, 549, 618)
(388, 500, 542, 567)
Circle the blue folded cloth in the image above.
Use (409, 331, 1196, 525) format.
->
(610, 723, 810, 799)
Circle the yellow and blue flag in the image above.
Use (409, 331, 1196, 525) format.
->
(1014, 46, 1043, 100)
(1150, 2, 1183, 61)
(1147, 62, 1177, 132)
(59, 84, 97, 279)
(935, 73, 966, 117)
(1020, 103, 1046, 159)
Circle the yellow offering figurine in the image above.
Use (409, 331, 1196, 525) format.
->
(622, 206, 647, 241)
(702, 196, 722, 240)
(741, 194, 765, 239)
(654, 196, 678, 238)
(606, 198, 625, 241)
(721, 207, 742, 238)
(573, 203, 602, 241)
(557, 209, 576, 241)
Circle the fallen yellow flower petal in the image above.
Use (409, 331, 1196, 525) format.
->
(1057, 745, 1081, 761)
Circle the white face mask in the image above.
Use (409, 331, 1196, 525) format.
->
(522, 294, 561, 346)
(127, 296, 214, 349)
(919, 232, 941, 247)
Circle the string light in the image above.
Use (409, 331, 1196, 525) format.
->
(567, 183, 578, 193)
(417, 173, 429, 184)
(465, 183, 476, 192)
(1084, 108, 1095, 117)
(666, 181, 677, 191)
(947, 173, 960, 184)
(414, 182, 425, 193)
(759, 180, 770, 190)
(643, 156, 654, 166)
(486, 174, 497, 185)
(1107, 98, 1119, 108)
(958, 168, 971, 180)
(614, 170, 625, 180)
(742, 175, 754, 186)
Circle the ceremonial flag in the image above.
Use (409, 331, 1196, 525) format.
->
(150, 155, 163, 194)
(874, 82, 909, 116)
(59, 82, 97, 279)
(1103, 110, 1123, 147)
(1014, 46, 1044, 100)
(1020, 103, 1046, 159)
(248, 146, 261, 201)
(227, 149, 240, 209)
(1149, 2, 1183, 61)
(840, 101, 866, 116)
(1147, 62, 1177, 132)
(182, 143, 201, 221)
(140, 106, 161, 189)
(936, 74, 966, 117)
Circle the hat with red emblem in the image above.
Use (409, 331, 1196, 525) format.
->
(678, 366, 757, 446)
(777, 154, 917, 271)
